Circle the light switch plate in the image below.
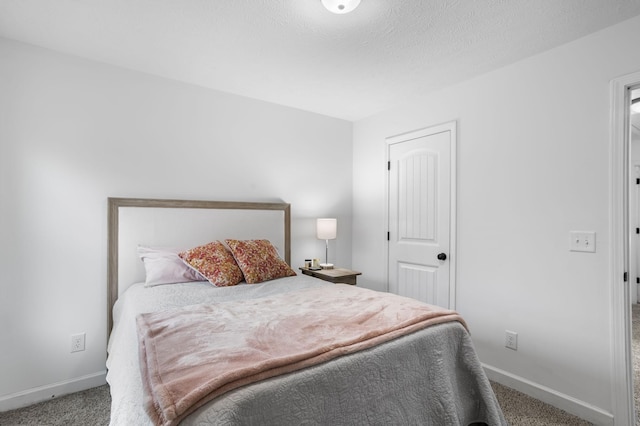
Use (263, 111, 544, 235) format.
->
(570, 231, 596, 253)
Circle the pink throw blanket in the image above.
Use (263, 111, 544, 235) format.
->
(136, 284, 467, 426)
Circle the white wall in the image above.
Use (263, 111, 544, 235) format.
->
(0, 37, 353, 408)
(352, 15, 640, 424)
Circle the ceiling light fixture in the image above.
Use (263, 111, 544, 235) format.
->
(321, 0, 361, 14)
(632, 98, 640, 114)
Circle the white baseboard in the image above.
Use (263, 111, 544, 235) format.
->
(483, 363, 614, 426)
(0, 371, 107, 412)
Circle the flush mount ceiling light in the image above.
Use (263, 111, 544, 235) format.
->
(321, 0, 361, 14)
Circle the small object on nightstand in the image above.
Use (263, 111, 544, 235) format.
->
(299, 267, 361, 285)
(305, 259, 321, 270)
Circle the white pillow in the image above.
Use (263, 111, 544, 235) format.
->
(137, 246, 205, 287)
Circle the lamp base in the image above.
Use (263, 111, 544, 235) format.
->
(320, 263, 334, 270)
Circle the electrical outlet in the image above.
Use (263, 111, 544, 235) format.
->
(505, 330, 518, 351)
(71, 333, 85, 353)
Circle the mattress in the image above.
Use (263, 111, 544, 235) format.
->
(106, 275, 506, 425)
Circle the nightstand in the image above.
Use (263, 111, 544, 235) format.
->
(299, 267, 362, 285)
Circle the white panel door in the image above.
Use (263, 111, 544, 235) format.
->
(387, 123, 454, 308)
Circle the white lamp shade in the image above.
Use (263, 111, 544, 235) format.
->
(321, 0, 361, 14)
(317, 218, 337, 240)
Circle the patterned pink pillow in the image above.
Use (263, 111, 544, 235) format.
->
(179, 241, 244, 287)
(225, 239, 296, 284)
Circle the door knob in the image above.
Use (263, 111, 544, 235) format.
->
(437, 253, 447, 261)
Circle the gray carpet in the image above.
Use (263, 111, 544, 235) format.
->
(491, 381, 591, 425)
(633, 303, 640, 425)
(0, 380, 594, 426)
(0, 385, 110, 425)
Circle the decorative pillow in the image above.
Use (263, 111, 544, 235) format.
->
(225, 239, 296, 284)
(137, 246, 206, 287)
(178, 241, 244, 287)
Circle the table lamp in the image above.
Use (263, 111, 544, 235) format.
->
(317, 218, 337, 269)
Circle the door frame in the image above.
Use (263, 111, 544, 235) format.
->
(610, 70, 640, 426)
(385, 120, 457, 309)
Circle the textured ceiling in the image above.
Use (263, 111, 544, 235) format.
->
(1, 0, 640, 121)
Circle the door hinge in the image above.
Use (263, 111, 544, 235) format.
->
(387, 161, 391, 171)
(636, 277, 639, 284)
(624, 272, 628, 282)
(636, 228, 639, 234)
(636, 178, 639, 185)
(387, 231, 390, 241)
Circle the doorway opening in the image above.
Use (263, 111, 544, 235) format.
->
(611, 72, 640, 426)
(629, 86, 640, 424)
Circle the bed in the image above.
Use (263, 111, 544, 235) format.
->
(105, 197, 506, 426)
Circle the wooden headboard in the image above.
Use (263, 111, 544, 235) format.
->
(107, 197, 291, 333)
